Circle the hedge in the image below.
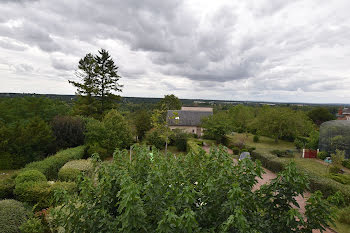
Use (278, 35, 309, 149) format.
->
(342, 159, 350, 169)
(58, 159, 92, 181)
(23, 146, 85, 180)
(251, 151, 350, 203)
(14, 181, 76, 209)
(0, 199, 28, 233)
(15, 170, 47, 185)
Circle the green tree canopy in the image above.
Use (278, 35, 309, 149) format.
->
(201, 111, 233, 143)
(251, 107, 314, 142)
(307, 107, 335, 126)
(53, 146, 336, 232)
(157, 94, 182, 111)
(134, 110, 152, 140)
(85, 109, 133, 159)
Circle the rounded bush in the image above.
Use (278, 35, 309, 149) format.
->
(14, 182, 51, 204)
(15, 170, 47, 185)
(342, 159, 350, 169)
(317, 151, 328, 160)
(20, 217, 45, 233)
(0, 199, 28, 233)
(58, 160, 92, 182)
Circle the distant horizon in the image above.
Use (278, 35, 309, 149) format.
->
(1, 92, 349, 106)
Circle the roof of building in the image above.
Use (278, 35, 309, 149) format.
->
(167, 110, 213, 126)
(343, 108, 350, 115)
(181, 107, 213, 112)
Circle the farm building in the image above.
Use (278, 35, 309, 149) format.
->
(167, 107, 213, 137)
(337, 107, 350, 120)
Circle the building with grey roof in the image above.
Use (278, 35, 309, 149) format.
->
(167, 107, 213, 137)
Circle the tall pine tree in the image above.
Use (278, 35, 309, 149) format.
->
(69, 49, 122, 117)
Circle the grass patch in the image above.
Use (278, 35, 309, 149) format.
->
(227, 133, 296, 154)
(0, 170, 17, 181)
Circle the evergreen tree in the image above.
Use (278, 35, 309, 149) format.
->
(69, 49, 122, 117)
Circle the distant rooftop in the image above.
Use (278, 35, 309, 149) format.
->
(167, 109, 213, 126)
(181, 107, 213, 112)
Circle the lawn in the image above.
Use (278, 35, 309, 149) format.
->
(227, 133, 296, 153)
(0, 169, 17, 181)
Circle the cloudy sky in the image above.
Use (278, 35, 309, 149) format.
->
(0, 0, 349, 103)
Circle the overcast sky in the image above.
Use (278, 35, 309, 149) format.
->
(0, 0, 349, 103)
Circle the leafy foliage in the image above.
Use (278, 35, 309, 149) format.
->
(0, 199, 28, 233)
(156, 94, 182, 111)
(317, 151, 328, 160)
(53, 146, 336, 232)
(201, 111, 233, 143)
(51, 115, 85, 149)
(134, 110, 152, 140)
(338, 206, 350, 224)
(0, 177, 15, 199)
(307, 107, 335, 126)
(20, 217, 46, 233)
(251, 106, 314, 142)
(145, 128, 166, 149)
(85, 109, 133, 159)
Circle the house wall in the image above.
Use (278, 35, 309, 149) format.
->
(169, 126, 203, 137)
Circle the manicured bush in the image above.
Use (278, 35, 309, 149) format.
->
(251, 151, 287, 173)
(342, 159, 350, 169)
(0, 199, 28, 233)
(317, 151, 328, 160)
(270, 149, 293, 158)
(23, 146, 85, 180)
(14, 181, 76, 208)
(58, 159, 92, 182)
(0, 177, 15, 199)
(20, 217, 45, 233)
(253, 135, 259, 143)
(338, 206, 350, 224)
(14, 181, 51, 204)
(15, 170, 47, 185)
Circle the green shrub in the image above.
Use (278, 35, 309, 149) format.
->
(0, 177, 15, 199)
(328, 174, 350, 185)
(0, 199, 28, 233)
(0, 153, 15, 170)
(187, 140, 203, 154)
(342, 159, 350, 169)
(145, 128, 166, 149)
(253, 135, 259, 143)
(231, 146, 240, 155)
(171, 131, 188, 152)
(14, 182, 51, 204)
(14, 181, 76, 209)
(20, 217, 45, 233)
(58, 159, 92, 181)
(329, 165, 342, 174)
(15, 170, 47, 185)
(338, 206, 350, 224)
(23, 146, 85, 180)
(58, 168, 81, 182)
(270, 149, 293, 158)
(251, 151, 287, 173)
(317, 151, 328, 160)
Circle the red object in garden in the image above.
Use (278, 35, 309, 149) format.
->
(302, 149, 317, 158)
